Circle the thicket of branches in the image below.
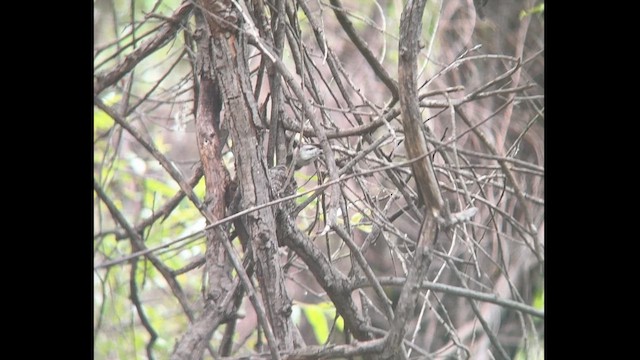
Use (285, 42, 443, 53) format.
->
(94, 0, 544, 359)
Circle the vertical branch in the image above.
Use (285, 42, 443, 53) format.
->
(397, 0, 443, 219)
(251, 0, 289, 166)
(198, 0, 295, 355)
(192, 13, 232, 307)
(382, 1, 439, 358)
(171, 8, 234, 359)
(129, 260, 158, 360)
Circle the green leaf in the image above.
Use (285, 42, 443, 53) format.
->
(351, 212, 363, 224)
(298, 302, 344, 344)
(301, 303, 330, 344)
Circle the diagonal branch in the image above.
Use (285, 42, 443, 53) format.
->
(94, 1, 193, 95)
(328, 0, 399, 101)
(331, 226, 395, 322)
(276, 211, 373, 341)
(94, 178, 196, 321)
(94, 98, 205, 214)
(112, 165, 204, 241)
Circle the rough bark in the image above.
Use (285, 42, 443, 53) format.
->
(381, 1, 441, 358)
(397, 1, 444, 219)
(171, 8, 233, 360)
(199, 0, 296, 352)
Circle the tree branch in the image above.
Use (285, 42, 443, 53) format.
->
(381, 1, 437, 358)
(94, 1, 193, 95)
(171, 7, 234, 357)
(198, 0, 294, 355)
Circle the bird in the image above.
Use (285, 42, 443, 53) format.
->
(287, 144, 323, 170)
(268, 144, 322, 247)
(268, 144, 322, 214)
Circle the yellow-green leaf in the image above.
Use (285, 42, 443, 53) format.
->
(533, 289, 544, 310)
(301, 303, 330, 344)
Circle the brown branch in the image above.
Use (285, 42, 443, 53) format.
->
(198, 0, 296, 355)
(331, 226, 395, 322)
(382, 215, 437, 360)
(95, 1, 544, 357)
(228, 2, 342, 228)
(296, 0, 372, 132)
(495, 9, 532, 152)
(251, 0, 288, 167)
(276, 212, 373, 341)
(94, 110, 542, 271)
(352, 277, 543, 318)
(213, 338, 386, 360)
(281, 338, 385, 359)
(277, 82, 529, 140)
(381, 1, 436, 358)
(125, 49, 190, 116)
(94, 23, 164, 71)
(173, 244, 256, 360)
(129, 260, 158, 360)
(172, 255, 205, 276)
(171, 8, 234, 357)
(456, 108, 541, 258)
(95, 152, 433, 270)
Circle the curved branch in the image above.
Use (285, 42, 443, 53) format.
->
(129, 261, 158, 360)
